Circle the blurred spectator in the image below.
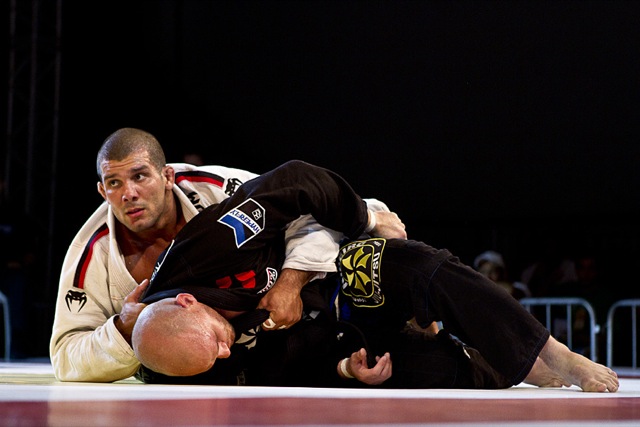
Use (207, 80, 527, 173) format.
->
(182, 152, 205, 166)
(474, 250, 532, 300)
(519, 236, 577, 297)
(549, 253, 614, 362)
(0, 178, 35, 359)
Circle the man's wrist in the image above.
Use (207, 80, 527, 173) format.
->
(114, 315, 132, 344)
(365, 210, 377, 233)
(338, 358, 354, 379)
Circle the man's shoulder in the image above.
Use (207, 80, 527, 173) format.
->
(77, 202, 109, 239)
(63, 203, 112, 288)
(170, 163, 255, 177)
(170, 164, 258, 206)
(73, 202, 110, 244)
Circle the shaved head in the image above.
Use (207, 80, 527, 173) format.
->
(132, 294, 234, 377)
(96, 128, 166, 179)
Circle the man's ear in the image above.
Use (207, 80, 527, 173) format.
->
(163, 165, 175, 189)
(97, 182, 107, 201)
(175, 293, 197, 307)
(217, 342, 231, 359)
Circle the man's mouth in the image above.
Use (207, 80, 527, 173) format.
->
(126, 207, 144, 218)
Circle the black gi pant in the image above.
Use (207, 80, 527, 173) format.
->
(333, 238, 550, 388)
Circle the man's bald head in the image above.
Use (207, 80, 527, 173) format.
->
(131, 294, 233, 377)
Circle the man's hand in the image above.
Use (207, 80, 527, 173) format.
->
(115, 279, 150, 345)
(339, 348, 392, 385)
(369, 211, 407, 239)
(257, 269, 316, 331)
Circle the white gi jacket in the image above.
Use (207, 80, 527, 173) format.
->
(50, 163, 387, 382)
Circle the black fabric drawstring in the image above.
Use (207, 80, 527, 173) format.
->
(336, 319, 377, 367)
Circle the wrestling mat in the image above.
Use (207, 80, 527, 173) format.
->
(1, 361, 639, 426)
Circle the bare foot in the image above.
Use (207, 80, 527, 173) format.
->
(539, 336, 619, 392)
(524, 357, 571, 388)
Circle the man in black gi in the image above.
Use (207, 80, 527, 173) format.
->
(132, 160, 619, 392)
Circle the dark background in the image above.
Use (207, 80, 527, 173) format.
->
(3, 0, 640, 358)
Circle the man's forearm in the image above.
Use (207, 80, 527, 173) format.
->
(51, 316, 140, 382)
(276, 268, 317, 290)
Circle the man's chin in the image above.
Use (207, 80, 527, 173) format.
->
(127, 218, 152, 233)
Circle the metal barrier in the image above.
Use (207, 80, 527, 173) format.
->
(519, 297, 598, 361)
(0, 291, 10, 361)
(606, 299, 639, 371)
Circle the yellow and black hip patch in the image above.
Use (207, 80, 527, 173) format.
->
(337, 238, 385, 308)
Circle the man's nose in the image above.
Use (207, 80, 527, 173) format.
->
(121, 181, 139, 201)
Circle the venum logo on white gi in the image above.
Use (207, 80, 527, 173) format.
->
(218, 198, 266, 247)
(65, 290, 87, 313)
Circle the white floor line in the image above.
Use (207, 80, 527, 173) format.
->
(1, 362, 639, 402)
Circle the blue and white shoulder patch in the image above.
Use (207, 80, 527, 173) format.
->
(218, 198, 265, 247)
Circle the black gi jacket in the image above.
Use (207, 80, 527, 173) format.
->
(139, 160, 372, 386)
